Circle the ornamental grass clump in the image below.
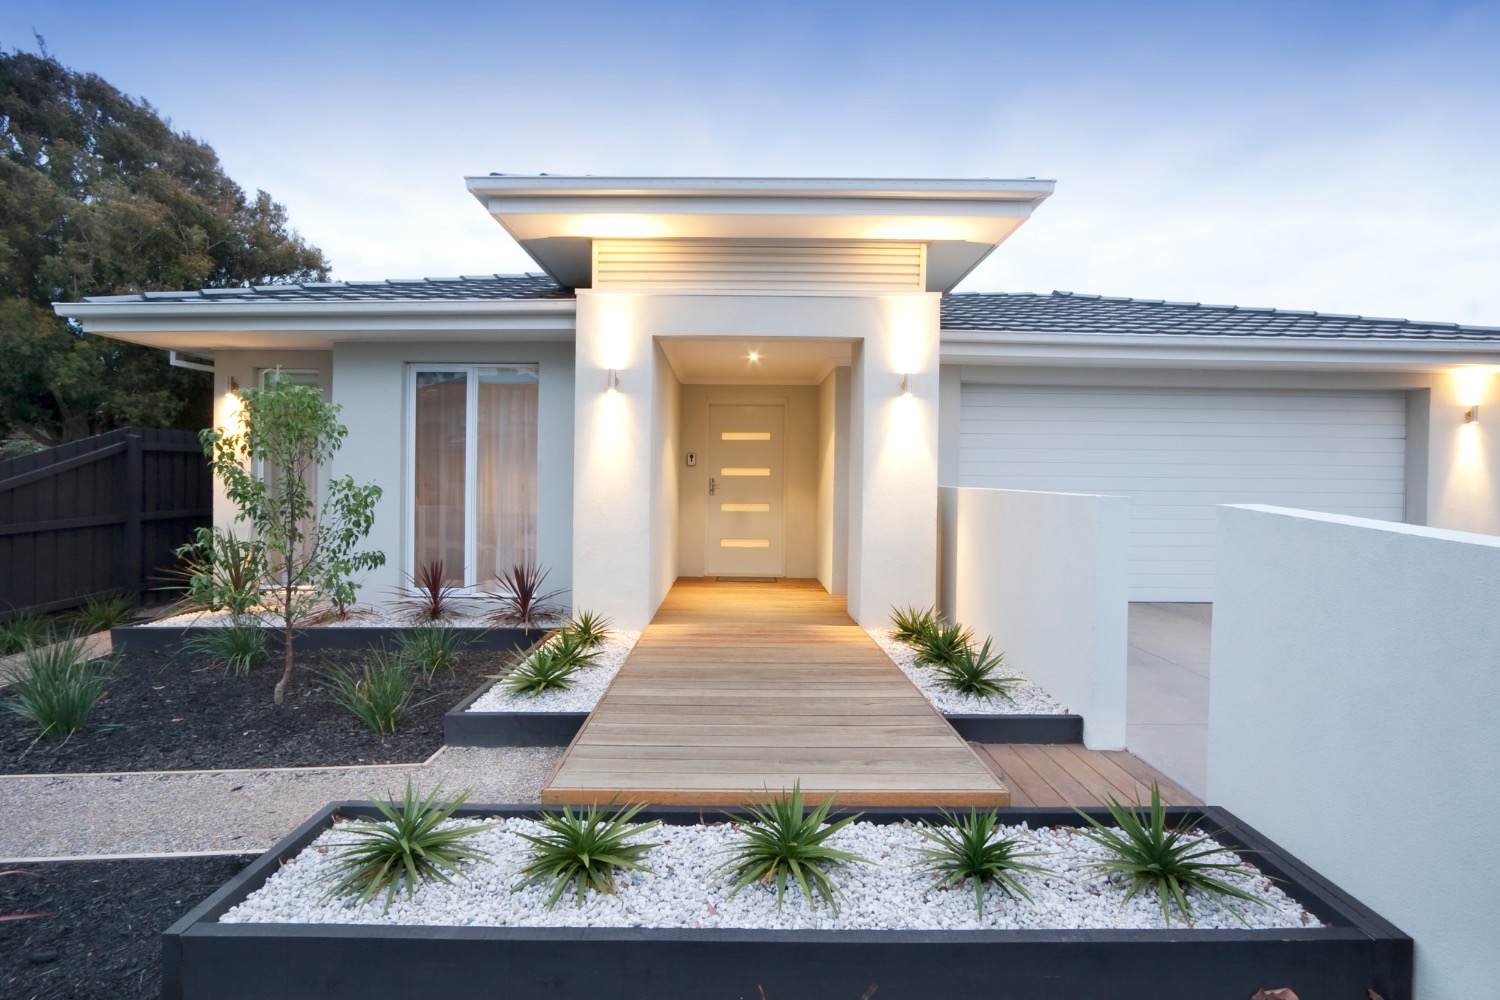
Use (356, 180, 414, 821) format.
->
(321, 781, 495, 913)
(513, 799, 659, 909)
(69, 594, 133, 634)
(183, 622, 268, 676)
(911, 620, 974, 669)
(0, 614, 50, 655)
(560, 609, 611, 650)
(395, 625, 470, 677)
(913, 808, 1052, 917)
(503, 643, 578, 696)
(4, 640, 115, 739)
(324, 652, 426, 733)
(717, 781, 871, 914)
(1074, 783, 1271, 926)
(933, 637, 1020, 700)
(890, 604, 942, 644)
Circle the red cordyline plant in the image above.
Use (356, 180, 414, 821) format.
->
(398, 559, 461, 622)
(488, 561, 566, 632)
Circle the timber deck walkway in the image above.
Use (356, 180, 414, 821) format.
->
(542, 578, 1011, 807)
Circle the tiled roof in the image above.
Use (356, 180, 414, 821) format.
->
(80, 274, 571, 303)
(941, 291, 1500, 340)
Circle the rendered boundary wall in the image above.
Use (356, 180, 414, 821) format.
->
(939, 486, 1129, 748)
(1208, 504, 1500, 1000)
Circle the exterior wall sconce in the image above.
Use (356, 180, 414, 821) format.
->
(899, 374, 913, 396)
(1465, 405, 1479, 424)
(229, 376, 239, 392)
(606, 369, 620, 393)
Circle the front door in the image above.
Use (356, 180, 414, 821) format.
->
(705, 404, 785, 576)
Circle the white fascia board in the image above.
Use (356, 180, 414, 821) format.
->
(56, 299, 578, 336)
(941, 330, 1500, 371)
(465, 176, 1056, 203)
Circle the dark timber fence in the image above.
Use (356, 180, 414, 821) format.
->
(0, 427, 211, 620)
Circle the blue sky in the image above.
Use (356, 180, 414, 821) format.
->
(5, 0, 1498, 324)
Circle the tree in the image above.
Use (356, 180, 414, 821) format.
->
(203, 370, 384, 704)
(0, 43, 329, 444)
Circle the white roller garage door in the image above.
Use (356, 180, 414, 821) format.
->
(959, 384, 1408, 601)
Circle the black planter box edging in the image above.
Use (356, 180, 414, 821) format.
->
(162, 801, 1412, 1000)
(111, 624, 540, 654)
(444, 673, 1088, 748)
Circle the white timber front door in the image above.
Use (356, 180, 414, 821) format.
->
(705, 404, 786, 576)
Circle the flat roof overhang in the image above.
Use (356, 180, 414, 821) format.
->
(464, 175, 1056, 293)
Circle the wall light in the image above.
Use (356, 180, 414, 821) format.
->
(747, 351, 760, 363)
(606, 369, 619, 393)
(1465, 405, 1479, 424)
(228, 376, 239, 392)
(899, 374, 912, 396)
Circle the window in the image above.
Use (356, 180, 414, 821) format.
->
(408, 365, 539, 591)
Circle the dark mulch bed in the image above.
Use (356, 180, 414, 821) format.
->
(1, 854, 253, 1000)
(0, 646, 521, 774)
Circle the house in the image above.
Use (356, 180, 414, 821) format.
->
(56, 176, 1500, 628)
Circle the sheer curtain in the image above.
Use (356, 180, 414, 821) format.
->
(413, 371, 467, 587)
(476, 368, 538, 592)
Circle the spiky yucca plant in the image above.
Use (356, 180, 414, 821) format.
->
(933, 637, 1019, 699)
(560, 609, 611, 650)
(1074, 784, 1271, 926)
(513, 799, 659, 909)
(913, 808, 1052, 916)
(911, 620, 974, 668)
(321, 781, 495, 913)
(503, 644, 577, 696)
(890, 604, 941, 644)
(716, 782, 870, 914)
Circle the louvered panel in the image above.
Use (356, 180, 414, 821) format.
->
(593, 239, 925, 292)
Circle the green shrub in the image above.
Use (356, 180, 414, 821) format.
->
(911, 620, 974, 668)
(933, 637, 1019, 700)
(503, 644, 577, 696)
(913, 807, 1052, 916)
(717, 781, 870, 914)
(550, 630, 598, 670)
(0, 615, 50, 655)
(183, 623, 268, 676)
(890, 604, 941, 644)
(321, 781, 495, 913)
(513, 798, 659, 909)
(559, 609, 611, 650)
(4, 640, 115, 738)
(70, 594, 134, 634)
(324, 652, 425, 733)
(395, 625, 470, 677)
(1074, 784, 1270, 926)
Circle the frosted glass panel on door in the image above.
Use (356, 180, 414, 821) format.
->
(413, 371, 466, 587)
(476, 368, 539, 593)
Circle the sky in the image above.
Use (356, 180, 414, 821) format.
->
(5, 0, 1499, 325)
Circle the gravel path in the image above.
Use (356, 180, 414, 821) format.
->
(0, 746, 563, 861)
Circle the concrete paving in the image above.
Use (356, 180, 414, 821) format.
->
(1126, 603, 1211, 799)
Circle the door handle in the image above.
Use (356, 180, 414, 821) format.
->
(708, 477, 717, 496)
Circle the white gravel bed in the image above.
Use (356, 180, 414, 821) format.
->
(866, 629, 1068, 716)
(141, 604, 566, 629)
(221, 817, 1317, 931)
(466, 631, 641, 714)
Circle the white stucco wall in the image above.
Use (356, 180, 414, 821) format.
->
(816, 367, 850, 596)
(1208, 504, 1500, 1000)
(675, 384, 819, 579)
(1424, 367, 1500, 536)
(327, 340, 575, 605)
(941, 486, 1129, 748)
(649, 341, 681, 612)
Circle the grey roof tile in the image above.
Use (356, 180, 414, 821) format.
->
(79, 274, 572, 304)
(940, 290, 1500, 341)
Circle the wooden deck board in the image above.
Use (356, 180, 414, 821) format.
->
(972, 743, 1202, 808)
(542, 578, 1011, 807)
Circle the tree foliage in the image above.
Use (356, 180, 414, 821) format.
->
(0, 43, 329, 443)
(203, 369, 384, 704)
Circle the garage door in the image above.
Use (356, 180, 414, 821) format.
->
(959, 385, 1408, 601)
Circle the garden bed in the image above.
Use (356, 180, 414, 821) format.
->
(0, 646, 525, 774)
(164, 801, 1411, 1000)
(1, 853, 254, 1000)
(111, 622, 539, 654)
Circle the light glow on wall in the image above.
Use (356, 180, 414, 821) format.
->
(1456, 367, 1496, 408)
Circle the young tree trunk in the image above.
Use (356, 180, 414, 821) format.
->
(273, 575, 295, 705)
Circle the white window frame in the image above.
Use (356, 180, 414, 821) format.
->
(253, 367, 323, 496)
(403, 363, 538, 593)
